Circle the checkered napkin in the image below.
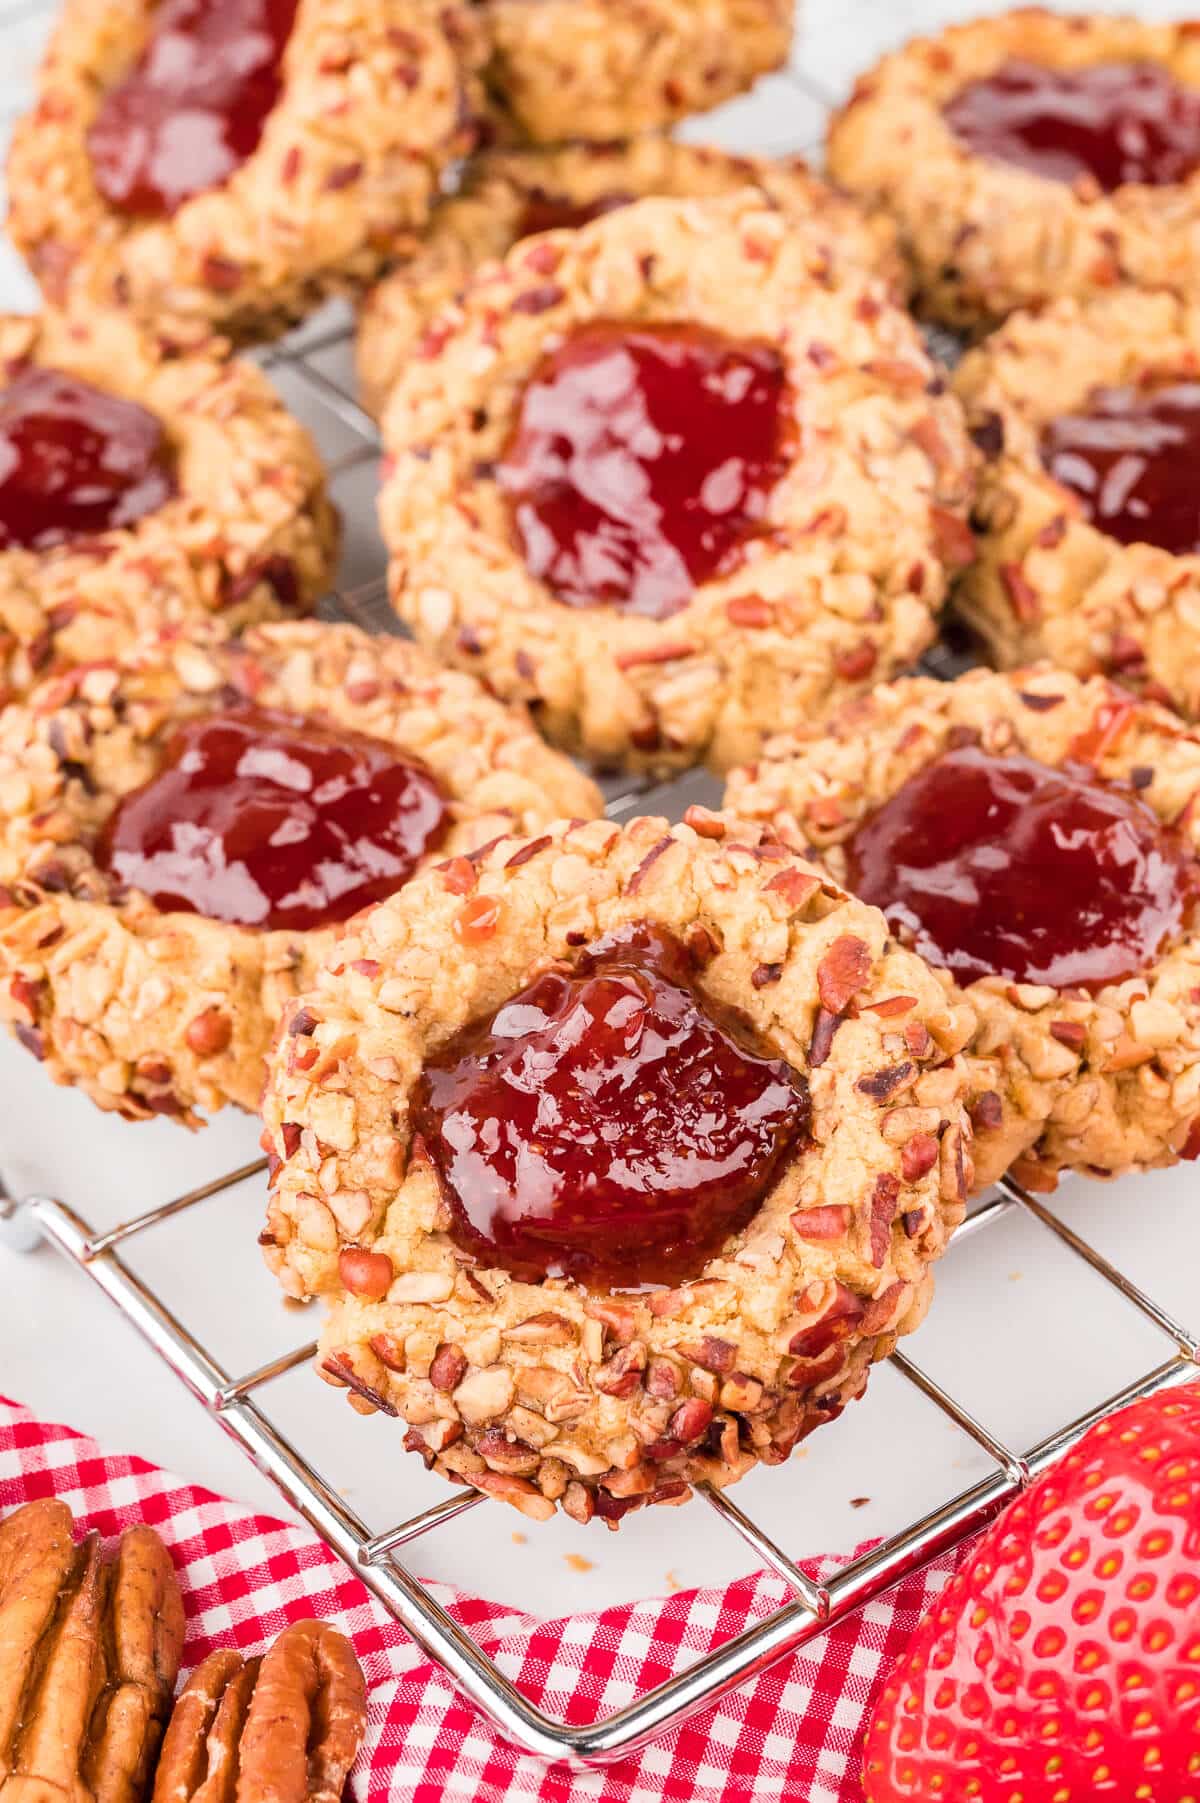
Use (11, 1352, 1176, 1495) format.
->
(0, 1392, 960, 1802)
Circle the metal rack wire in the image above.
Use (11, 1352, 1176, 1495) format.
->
(2, 1167, 1196, 1766)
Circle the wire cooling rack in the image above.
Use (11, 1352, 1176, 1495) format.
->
(3, 0, 1200, 1769)
(1, 291, 1197, 1739)
(2, 1170, 1197, 1765)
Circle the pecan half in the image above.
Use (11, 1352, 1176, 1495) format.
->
(153, 1622, 365, 1803)
(0, 1500, 184, 1803)
(238, 1621, 365, 1803)
(0, 1499, 77, 1771)
(151, 1649, 259, 1803)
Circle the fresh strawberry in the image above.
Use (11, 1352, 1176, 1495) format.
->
(862, 1380, 1200, 1802)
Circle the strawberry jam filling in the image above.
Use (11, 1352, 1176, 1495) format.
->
(1040, 379, 1200, 555)
(497, 321, 793, 620)
(87, 0, 300, 218)
(412, 921, 808, 1287)
(944, 59, 1200, 191)
(845, 746, 1196, 990)
(96, 706, 449, 930)
(515, 189, 636, 238)
(0, 366, 176, 552)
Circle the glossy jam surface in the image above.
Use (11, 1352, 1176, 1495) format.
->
(0, 366, 176, 552)
(944, 58, 1200, 191)
(515, 188, 635, 238)
(1041, 379, 1200, 555)
(96, 707, 450, 930)
(412, 922, 809, 1287)
(497, 321, 792, 620)
(87, 0, 300, 218)
(846, 746, 1195, 989)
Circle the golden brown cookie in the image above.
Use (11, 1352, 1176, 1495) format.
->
(0, 618, 601, 1125)
(469, 0, 793, 144)
(827, 8, 1200, 333)
(379, 191, 976, 775)
(357, 138, 904, 418)
(0, 308, 337, 704)
(725, 666, 1200, 1189)
(953, 288, 1200, 722)
(6, 0, 470, 340)
(260, 812, 976, 1524)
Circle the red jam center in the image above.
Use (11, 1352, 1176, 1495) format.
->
(497, 321, 793, 620)
(0, 366, 176, 552)
(515, 189, 636, 238)
(845, 746, 1195, 990)
(87, 0, 300, 218)
(1040, 380, 1200, 556)
(944, 59, 1200, 191)
(412, 921, 809, 1288)
(96, 706, 450, 931)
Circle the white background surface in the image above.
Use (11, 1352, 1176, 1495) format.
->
(1, 0, 1198, 1627)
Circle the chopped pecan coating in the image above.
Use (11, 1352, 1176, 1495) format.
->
(477, 0, 791, 143)
(356, 138, 903, 418)
(0, 308, 337, 710)
(953, 290, 1200, 725)
(380, 191, 975, 774)
(0, 1501, 184, 1803)
(9, 0, 469, 339)
(828, 10, 1200, 332)
(0, 618, 601, 1124)
(725, 665, 1200, 1186)
(262, 813, 977, 1522)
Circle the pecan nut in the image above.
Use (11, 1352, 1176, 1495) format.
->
(0, 1500, 185, 1803)
(151, 1650, 259, 1803)
(0, 1499, 77, 1775)
(153, 1621, 366, 1803)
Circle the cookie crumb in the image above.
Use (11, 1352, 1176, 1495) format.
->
(564, 1554, 594, 1573)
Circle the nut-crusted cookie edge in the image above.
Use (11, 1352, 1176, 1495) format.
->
(380, 191, 976, 775)
(356, 138, 905, 419)
(827, 10, 1200, 332)
(724, 665, 1200, 1187)
(952, 289, 1200, 723)
(0, 309, 339, 701)
(261, 811, 976, 1522)
(477, 0, 792, 144)
(7, 0, 471, 339)
(0, 619, 602, 1123)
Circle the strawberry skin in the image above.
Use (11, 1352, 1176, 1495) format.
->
(863, 1381, 1200, 1802)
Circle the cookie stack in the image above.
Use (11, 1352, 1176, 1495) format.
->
(4, 0, 1200, 1537)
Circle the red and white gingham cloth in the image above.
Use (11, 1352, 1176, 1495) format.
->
(0, 1392, 961, 1802)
